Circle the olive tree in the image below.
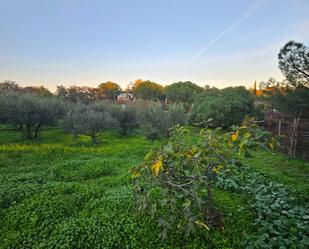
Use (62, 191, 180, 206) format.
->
(0, 92, 65, 139)
(56, 85, 100, 103)
(140, 103, 188, 140)
(110, 104, 139, 135)
(62, 102, 116, 143)
(168, 104, 189, 126)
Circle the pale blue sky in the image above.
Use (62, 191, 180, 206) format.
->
(0, 0, 308, 91)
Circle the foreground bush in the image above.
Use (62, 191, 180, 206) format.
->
(191, 86, 255, 128)
(132, 125, 275, 238)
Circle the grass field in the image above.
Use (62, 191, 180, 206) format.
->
(0, 128, 308, 249)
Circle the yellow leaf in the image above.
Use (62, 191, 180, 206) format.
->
(185, 152, 192, 158)
(231, 132, 238, 142)
(212, 164, 224, 174)
(151, 160, 163, 176)
(268, 143, 274, 150)
(131, 170, 141, 179)
(195, 220, 210, 230)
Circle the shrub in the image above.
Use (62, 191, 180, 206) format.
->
(168, 104, 188, 125)
(132, 125, 275, 238)
(62, 102, 116, 143)
(191, 87, 255, 128)
(139, 103, 187, 140)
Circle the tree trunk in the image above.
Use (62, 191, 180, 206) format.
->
(73, 131, 79, 141)
(293, 110, 302, 157)
(207, 185, 215, 211)
(91, 131, 97, 144)
(205, 184, 223, 229)
(34, 122, 43, 139)
(121, 125, 128, 135)
(26, 124, 32, 139)
(92, 136, 97, 144)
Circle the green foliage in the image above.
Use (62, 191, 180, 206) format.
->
(241, 150, 309, 195)
(272, 86, 309, 117)
(167, 104, 189, 126)
(0, 80, 21, 92)
(191, 86, 255, 128)
(0, 91, 66, 139)
(62, 102, 116, 143)
(278, 40, 309, 87)
(217, 164, 309, 249)
(164, 81, 204, 104)
(0, 128, 260, 249)
(132, 125, 274, 238)
(22, 85, 53, 97)
(140, 103, 188, 140)
(133, 80, 164, 101)
(56, 85, 100, 103)
(98, 81, 122, 100)
(51, 158, 118, 181)
(110, 103, 139, 135)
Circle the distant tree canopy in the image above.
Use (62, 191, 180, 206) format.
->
(133, 80, 164, 101)
(0, 81, 52, 97)
(56, 85, 99, 103)
(278, 41, 309, 87)
(22, 86, 52, 97)
(0, 80, 21, 92)
(164, 81, 204, 104)
(98, 81, 122, 100)
(191, 86, 255, 128)
(272, 86, 309, 118)
(132, 79, 143, 89)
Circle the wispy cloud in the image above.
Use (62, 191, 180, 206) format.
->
(189, 0, 266, 62)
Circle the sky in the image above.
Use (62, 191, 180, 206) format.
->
(0, 0, 309, 91)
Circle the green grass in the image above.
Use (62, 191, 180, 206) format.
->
(241, 150, 309, 196)
(0, 127, 308, 248)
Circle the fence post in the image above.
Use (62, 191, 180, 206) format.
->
(288, 118, 297, 156)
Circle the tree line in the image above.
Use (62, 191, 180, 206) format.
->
(0, 81, 257, 143)
(0, 40, 308, 142)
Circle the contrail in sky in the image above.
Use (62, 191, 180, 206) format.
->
(190, 0, 266, 62)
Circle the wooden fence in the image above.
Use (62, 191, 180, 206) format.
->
(263, 111, 309, 159)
